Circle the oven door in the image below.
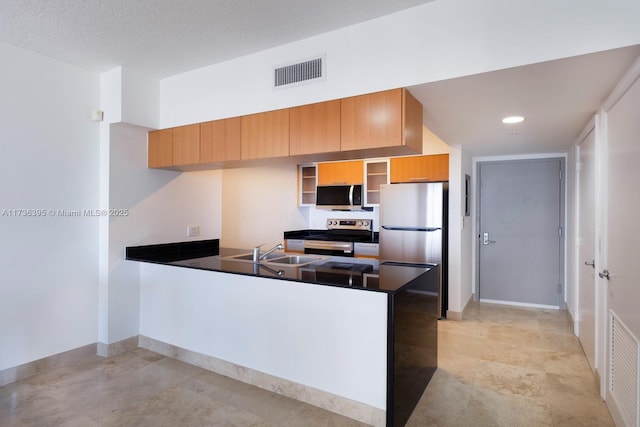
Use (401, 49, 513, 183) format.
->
(304, 240, 354, 257)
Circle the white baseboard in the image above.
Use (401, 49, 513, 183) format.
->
(480, 298, 560, 310)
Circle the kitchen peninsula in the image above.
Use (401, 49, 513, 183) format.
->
(126, 239, 438, 427)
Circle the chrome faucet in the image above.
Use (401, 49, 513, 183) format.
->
(252, 243, 284, 263)
(259, 243, 284, 261)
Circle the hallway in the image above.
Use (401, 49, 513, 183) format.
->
(408, 301, 613, 426)
(0, 302, 612, 426)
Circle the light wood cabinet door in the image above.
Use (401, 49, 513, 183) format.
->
(148, 128, 173, 168)
(390, 154, 449, 183)
(341, 88, 422, 154)
(241, 109, 289, 160)
(402, 89, 423, 153)
(172, 124, 200, 166)
(200, 117, 241, 163)
(317, 160, 364, 185)
(341, 89, 402, 151)
(290, 100, 341, 156)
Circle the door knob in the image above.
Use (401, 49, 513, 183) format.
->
(584, 260, 595, 268)
(598, 269, 610, 280)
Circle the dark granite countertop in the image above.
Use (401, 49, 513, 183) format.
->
(126, 239, 435, 294)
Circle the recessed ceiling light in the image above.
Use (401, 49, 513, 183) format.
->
(502, 116, 524, 124)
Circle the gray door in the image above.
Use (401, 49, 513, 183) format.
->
(478, 158, 564, 307)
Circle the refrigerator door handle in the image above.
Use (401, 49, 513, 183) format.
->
(381, 226, 442, 232)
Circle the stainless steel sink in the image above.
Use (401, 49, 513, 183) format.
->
(224, 253, 255, 261)
(265, 255, 327, 266)
(223, 252, 287, 262)
(221, 252, 327, 267)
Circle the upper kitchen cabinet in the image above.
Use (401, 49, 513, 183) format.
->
(290, 100, 341, 156)
(148, 123, 200, 168)
(340, 88, 422, 155)
(200, 117, 241, 163)
(148, 128, 173, 168)
(241, 109, 289, 160)
(172, 124, 201, 166)
(390, 154, 449, 183)
(317, 160, 364, 185)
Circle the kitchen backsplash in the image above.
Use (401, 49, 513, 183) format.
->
(301, 207, 379, 231)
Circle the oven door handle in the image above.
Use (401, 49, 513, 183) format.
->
(304, 241, 353, 251)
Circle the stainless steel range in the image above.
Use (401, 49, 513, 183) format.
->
(303, 218, 373, 257)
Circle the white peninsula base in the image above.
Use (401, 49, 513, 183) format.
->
(138, 263, 388, 426)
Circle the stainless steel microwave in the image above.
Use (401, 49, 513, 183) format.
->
(316, 185, 363, 210)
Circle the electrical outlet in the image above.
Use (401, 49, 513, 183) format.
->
(187, 225, 200, 237)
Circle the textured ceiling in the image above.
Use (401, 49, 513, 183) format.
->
(0, 0, 434, 78)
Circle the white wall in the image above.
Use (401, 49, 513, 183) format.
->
(221, 164, 305, 248)
(107, 123, 222, 343)
(0, 42, 100, 370)
(98, 69, 222, 346)
(566, 142, 578, 319)
(121, 68, 159, 130)
(422, 126, 451, 155)
(446, 145, 474, 316)
(139, 263, 388, 409)
(159, 0, 640, 128)
(447, 146, 463, 314)
(460, 149, 474, 311)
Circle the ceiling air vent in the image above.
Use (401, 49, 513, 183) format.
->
(274, 55, 325, 89)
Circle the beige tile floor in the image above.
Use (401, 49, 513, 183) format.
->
(0, 301, 612, 426)
(407, 301, 614, 426)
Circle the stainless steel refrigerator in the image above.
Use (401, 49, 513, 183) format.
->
(380, 182, 448, 318)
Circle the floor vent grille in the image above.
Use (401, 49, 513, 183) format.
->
(274, 56, 325, 89)
(609, 310, 640, 427)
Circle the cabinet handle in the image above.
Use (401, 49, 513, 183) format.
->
(409, 177, 430, 182)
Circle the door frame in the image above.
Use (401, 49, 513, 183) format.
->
(472, 153, 568, 308)
(574, 114, 608, 398)
(574, 117, 599, 376)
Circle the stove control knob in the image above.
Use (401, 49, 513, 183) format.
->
(363, 220, 369, 227)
